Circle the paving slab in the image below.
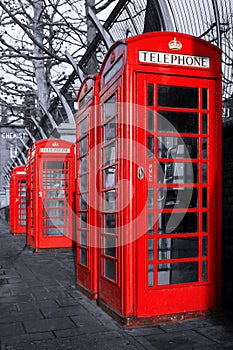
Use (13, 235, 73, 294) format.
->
(1, 218, 233, 350)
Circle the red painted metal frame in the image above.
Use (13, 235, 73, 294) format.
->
(9, 165, 27, 235)
(94, 32, 222, 324)
(75, 74, 100, 299)
(26, 139, 75, 251)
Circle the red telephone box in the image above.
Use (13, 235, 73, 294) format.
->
(27, 139, 75, 251)
(95, 32, 222, 324)
(76, 75, 100, 298)
(9, 166, 27, 235)
(26, 147, 33, 247)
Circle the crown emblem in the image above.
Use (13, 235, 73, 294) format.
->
(168, 37, 182, 50)
(52, 142, 59, 147)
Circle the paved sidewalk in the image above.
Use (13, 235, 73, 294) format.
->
(1, 218, 233, 350)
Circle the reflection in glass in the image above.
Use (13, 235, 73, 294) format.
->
(104, 190, 116, 211)
(148, 136, 154, 157)
(158, 137, 198, 159)
(158, 111, 198, 134)
(104, 236, 116, 257)
(104, 258, 116, 281)
(148, 239, 154, 260)
(80, 117, 87, 137)
(148, 84, 154, 106)
(202, 163, 207, 183)
(80, 175, 87, 192)
(148, 188, 154, 209)
(202, 139, 208, 159)
(158, 85, 198, 108)
(148, 214, 154, 235)
(158, 188, 198, 209)
(202, 114, 208, 134)
(80, 137, 87, 156)
(104, 119, 116, 142)
(158, 237, 198, 260)
(159, 162, 197, 184)
(202, 236, 207, 257)
(148, 110, 154, 131)
(158, 212, 198, 234)
(80, 212, 87, 228)
(202, 261, 208, 281)
(104, 143, 115, 165)
(80, 231, 87, 246)
(104, 166, 115, 188)
(80, 249, 87, 266)
(158, 262, 198, 285)
(104, 95, 116, 119)
(80, 156, 87, 173)
(148, 264, 154, 286)
(104, 213, 116, 233)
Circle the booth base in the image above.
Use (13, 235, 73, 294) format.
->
(97, 299, 220, 328)
(76, 282, 98, 300)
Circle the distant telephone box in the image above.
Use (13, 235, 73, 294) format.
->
(76, 75, 100, 298)
(26, 147, 33, 247)
(9, 166, 26, 235)
(27, 139, 75, 251)
(95, 32, 222, 324)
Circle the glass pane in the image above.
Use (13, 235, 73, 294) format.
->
(80, 137, 87, 156)
(202, 89, 208, 109)
(104, 166, 115, 188)
(148, 110, 154, 131)
(202, 261, 208, 281)
(202, 139, 208, 159)
(158, 237, 198, 260)
(104, 118, 116, 142)
(104, 259, 116, 281)
(148, 239, 154, 260)
(80, 212, 87, 228)
(104, 95, 116, 120)
(148, 136, 154, 158)
(104, 236, 116, 257)
(202, 188, 207, 208)
(148, 84, 154, 106)
(80, 118, 87, 137)
(158, 85, 198, 108)
(80, 249, 87, 266)
(158, 111, 198, 134)
(158, 212, 198, 234)
(46, 161, 64, 169)
(158, 262, 198, 285)
(202, 236, 207, 257)
(202, 212, 207, 232)
(80, 195, 87, 210)
(158, 137, 198, 159)
(80, 175, 87, 192)
(104, 213, 116, 233)
(202, 114, 208, 134)
(104, 143, 115, 165)
(148, 188, 154, 209)
(202, 163, 207, 183)
(80, 156, 87, 173)
(148, 214, 154, 235)
(148, 264, 154, 286)
(104, 190, 116, 211)
(80, 231, 87, 246)
(159, 162, 198, 184)
(158, 188, 198, 209)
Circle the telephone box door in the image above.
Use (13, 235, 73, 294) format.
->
(136, 73, 220, 317)
(38, 159, 72, 247)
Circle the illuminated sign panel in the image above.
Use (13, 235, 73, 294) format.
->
(139, 51, 210, 68)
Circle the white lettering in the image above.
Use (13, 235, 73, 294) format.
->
(139, 51, 210, 68)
